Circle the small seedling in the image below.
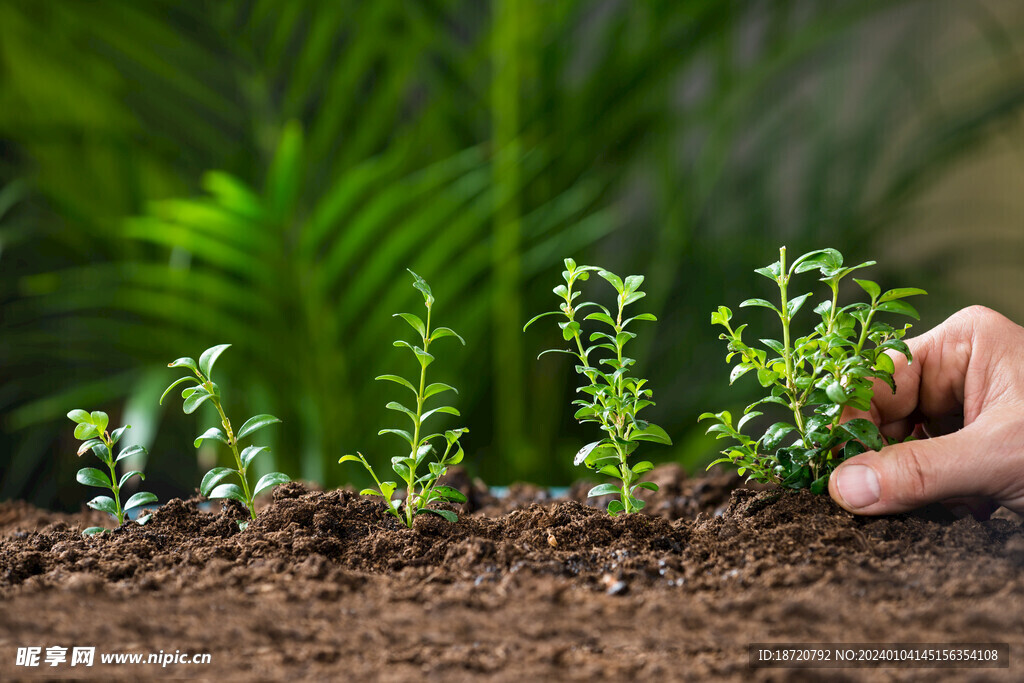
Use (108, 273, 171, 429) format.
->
(524, 258, 672, 515)
(340, 270, 468, 527)
(161, 344, 288, 528)
(68, 409, 157, 536)
(701, 246, 926, 492)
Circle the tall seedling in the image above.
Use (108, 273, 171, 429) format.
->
(341, 271, 469, 527)
(525, 259, 672, 515)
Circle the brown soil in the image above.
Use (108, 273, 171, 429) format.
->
(1, 465, 1022, 681)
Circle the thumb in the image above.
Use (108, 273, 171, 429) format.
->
(828, 425, 993, 514)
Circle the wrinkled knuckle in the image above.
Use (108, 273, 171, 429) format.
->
(892, 445, 932, 504)
(958, 305, 1006, 330)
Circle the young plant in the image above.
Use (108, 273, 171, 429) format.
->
(524, 258, 672, 515)
(68, 409, 157, 536)
(160, 344, 288, 528)
(340, 270, 468, 528)
(701, 246, 926, 493)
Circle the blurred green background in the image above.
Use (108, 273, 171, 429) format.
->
(4, 0, 1024, 510)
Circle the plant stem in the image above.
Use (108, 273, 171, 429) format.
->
(201, 374, 256, 520)
(102, 432, 124, 526)
(778, 247, 806, 437)
(406, 305, 433, 528)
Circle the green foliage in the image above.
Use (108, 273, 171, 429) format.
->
(525, 259, 671, 515)
(161, 344, 288, 527)
(700, 247, 926, 492)
(68, 410, 157, 536)
(340, 271, 468, 527)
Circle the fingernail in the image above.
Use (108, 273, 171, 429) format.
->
(835, 465, 880, 509)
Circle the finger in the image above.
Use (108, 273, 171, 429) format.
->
(864, 311, 976, 426)
(828, 423, 996, 514)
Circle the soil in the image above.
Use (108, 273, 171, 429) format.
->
(1, 465, 1022, 681)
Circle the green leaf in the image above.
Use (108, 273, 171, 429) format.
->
(787, 293, 812, 317)
(854, 279, 881, 300)
(241, 445, 270, 468)
(587, 483, 621, 497)
(386, 401, 417, 421)
(198, 344, 231, 377)
(254, 472, 290, 497)
(756, 368, 778, 387)
(109, 425, 130, 445)
(115, 444, 145, 463)
(237, 414, 281, 440)
(793, 248, 842, 274)
(74, 422, 99, 440)
(423, 382, 458, 398)
(421, 406, 460, 422)
(633, 481, 659, 492)
(67, 409, 90, 424)
(740, 298, 781, 314)
(630, 424, 672, 445)
(432, 485, 467, 503)
(160, 376, 198, 405)
(879, 287, 927, 303)
(82, 527, 107, 536)
(838, 419, 884, 451)
(87, 496, 118, 516)
(378, 428, 415, 446)
(761, 422, 795, 450)
(86, 442, 110, 463)
(338, 454, 364, 465)
(875, 300, 920, 320)
(422, 508, 458, 523)
(375, 374, 417, 393)
(598, 270, 624, 293)
(754, 261, 782, 281)
(632, 460, 654, 474)
(208, 483, 247, 503)
(874, 352, 895, 375)
(168, 357, 199, 373)
(408, 269, 434, 306)
(194, 427, 228, 448)
(430, 327, 465, 344)
(118, 470, 144, 488)
(523, 310, 561, 331)
(607, 499, 625, 515)
(201, 467, 235, 496)
(77, 467, 112, 489)
(394, 312, 426, 337)
(92, 411, 109, 432)
(123, 492, 157, 510)
(810, 473, 830, 495)
(182, 389, 214, 414)
(825, 381, 848, 404)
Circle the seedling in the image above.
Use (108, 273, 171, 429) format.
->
(524, 259, 672, 515)
(701, 246, 926, 492)
(68, 409, 157, 536)
(161, 344, 288, 528)
(340, 270, 468, 527)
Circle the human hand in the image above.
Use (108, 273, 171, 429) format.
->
(829, 306, 1024, 517)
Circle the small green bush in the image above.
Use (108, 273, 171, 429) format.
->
(701, 247, 926, 492)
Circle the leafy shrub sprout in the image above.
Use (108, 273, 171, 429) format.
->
(68, 409, 157, 536)
(340, 270, 468, 527)
(161, 344, 288, 528)
(701, 246, 926, 492)
(525, 258, 672, 515)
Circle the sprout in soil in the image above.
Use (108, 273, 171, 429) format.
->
(161, 344, 289, 529)
(68, 409, 157, 536)
(340, 270, 469, 527)
(700, 246, 926, 492)
(524, 258, 672, 515)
